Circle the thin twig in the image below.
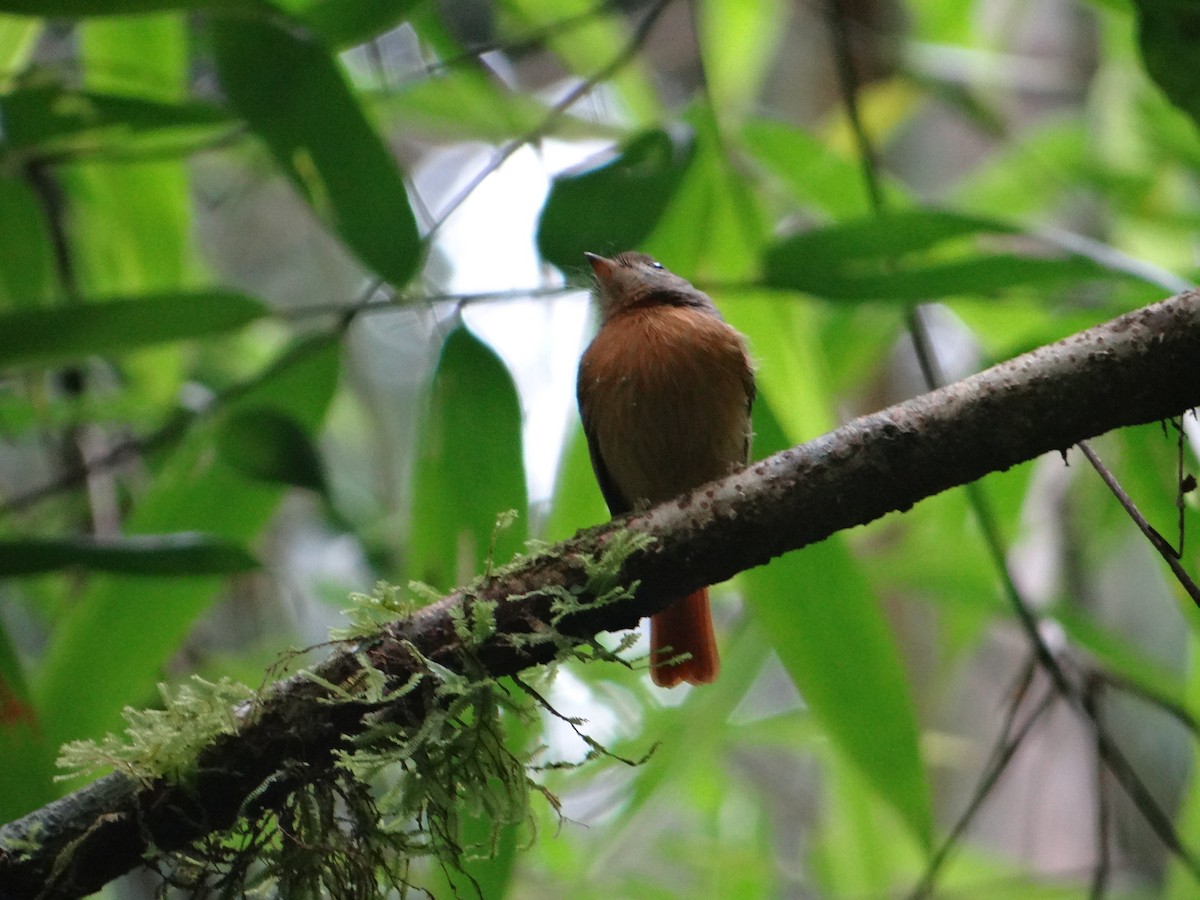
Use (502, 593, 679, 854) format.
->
(909, 659, 1056, 899)
(425, 0, 672, 240)
(281, 284, 579, 322)
(825, 0, 884, 211)
(1078, 439, 1200, 610)
(1085, 676, 1112, 900)
(1176, 417, 1188, 557)
(1090, 669, 1198, 737)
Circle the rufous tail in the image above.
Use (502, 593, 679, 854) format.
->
(649, 588, 719, 687)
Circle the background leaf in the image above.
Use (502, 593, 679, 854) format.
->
(763, 210, 1116, 300)
(741, 398, 932, 846)
(536, 129, 695, 272)
(1132, 0, 1200, 130)
(0, 84, 233, 159)
(0, 0, 262, 14)
(211, 15, 422, 287)
(0, 533, 259, 575)
(284, 0, 422, 48)
(217, 407, 327, 492)
(408, 326, 528, 591)
(0, 292, 267, 367)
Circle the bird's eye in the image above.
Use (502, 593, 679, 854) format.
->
(650, 261, 664, 270)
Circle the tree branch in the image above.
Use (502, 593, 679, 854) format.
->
(4, 291, 1200, 899)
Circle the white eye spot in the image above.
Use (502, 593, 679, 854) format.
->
(650, 261, 664, 270)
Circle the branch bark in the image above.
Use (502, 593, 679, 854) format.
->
(4, 291, 1200, 899)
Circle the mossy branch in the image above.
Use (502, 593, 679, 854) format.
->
(3, 292, 1200, 899)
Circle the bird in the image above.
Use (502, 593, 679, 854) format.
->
(576, 251, 755, 687)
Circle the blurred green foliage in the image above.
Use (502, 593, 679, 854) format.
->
(1, 0, 1199, 896)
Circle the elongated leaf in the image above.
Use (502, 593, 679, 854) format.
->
(537, 129, 696, 271)
(0, 0, 261, 15)
(1132, 0, 1200, 131)
(699, 0, 784, 117)
(796, 254, 1107, 302)
(642, 104, 764, 278)
(0, 291, 267, 367)
(741, 118, 899, 219)
(211, 16, 422, 287)
(371, 70, 599, 144)
(740, 400, 932, 846)
(69, 14, 197, 426)
(0, 84, 234, 159)
(217, 407, 327, 492)
(283, 0, 421, 47)
(0, 533, 258, 576)
(0, 614, 42, 818)
(0, 15, 41, 85)
(764, 209, 1109, 301)
(408, 326, 527, 591)
(0, 178, 56, 309)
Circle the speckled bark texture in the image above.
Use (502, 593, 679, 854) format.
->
(4, 292, 1200, 900)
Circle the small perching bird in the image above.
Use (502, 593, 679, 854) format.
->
(576, 252, 755, 687)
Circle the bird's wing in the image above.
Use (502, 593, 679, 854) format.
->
(742, 361, 756, 464)
(580, 414, 632, 516)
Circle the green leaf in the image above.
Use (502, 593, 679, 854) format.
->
(772, 209, 1015, 262)
(1132, 0, 1200, 132)
(606, 619, 778, 826)
(281, 0, 422, 47)
(211, 15, 423, 287)
(812, 741, 927, 895)
(0, 178, 57, 309)
(740, 118, 907, 218)
(740, 399, 932, 846)
(0, 291, 267, 368)
(0, 533, 259, 576)
(408, 326, 528, 591)
(950, 120, 1091, 216)
(64, 14, 193, 296)
(699, 0, 785, 117)
(0, 15, 41, 83)
(27, 335, 341, 816)
(217, 407, 327, 492)
(537, 129, 696, 271)
(763, 209, 1110, 301)
(0, 613, 42, 820)
(0, 84, 234, 160)
(370, 69, 605, 144)
(0, 0, 263, 15)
